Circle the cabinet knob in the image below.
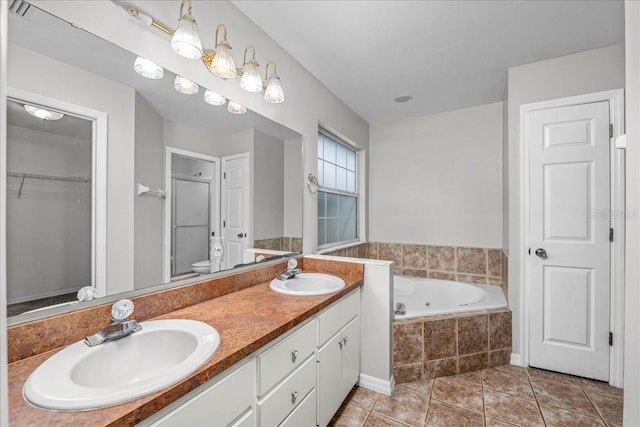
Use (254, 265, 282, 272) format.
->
(338, 340, 343, 349)
(343, 336, 348, 346)
(291, 350, 298, 362)
(291, 391, 298, 404)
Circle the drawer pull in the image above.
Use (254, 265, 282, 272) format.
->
(291, 350, 298, 362)
(291, 391, 299, 404)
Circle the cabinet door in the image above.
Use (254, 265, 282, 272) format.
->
(150, 360, 255, 427)
(340, 317, 360, 400)
(317, 333, 343, 427)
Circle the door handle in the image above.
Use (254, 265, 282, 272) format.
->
(237, 233, 246, 238)
(535, 248, 548, 259)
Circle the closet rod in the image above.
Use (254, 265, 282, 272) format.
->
(7, 171, 91, 183)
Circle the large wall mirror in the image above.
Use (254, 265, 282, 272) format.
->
(6, 4, 303, 320)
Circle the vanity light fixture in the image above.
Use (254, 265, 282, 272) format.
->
(170, 0, 202, 60)
(134, 56, 164, 79)
(204, 89, 226, 106)
(202, 24, 236, 79)
(238, 45, 262, 93)
(174, 75, 199, 95)
(263, 61, 285, 104)
(227, 101, 247, 115)
(24, 105, 64, 120)
(127, 3, 287, 104)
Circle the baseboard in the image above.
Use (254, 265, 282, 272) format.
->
(358, 373, 394, 396)
(510, 353, 523, 366)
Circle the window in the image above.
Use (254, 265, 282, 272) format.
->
(317, 131, 359, 248)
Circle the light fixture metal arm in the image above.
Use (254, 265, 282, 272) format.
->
(264, 60, 278, 82)
(128, 7, 174, 36)
(178, 0, 193, 20)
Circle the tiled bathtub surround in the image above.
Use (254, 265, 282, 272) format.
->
(253, 236, 303, 253)
(370, 242, 503, 286)
(323, 242, 505, 288)
(393, 309, 512, 384)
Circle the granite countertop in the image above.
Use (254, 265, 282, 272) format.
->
(8, 275, 363, 426)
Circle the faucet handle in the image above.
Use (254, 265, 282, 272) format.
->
(111, 299, 135, 322)
(287, 258, 298, 270)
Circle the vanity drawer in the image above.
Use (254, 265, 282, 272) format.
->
(318, 290, 360, 346)
(280, 388, 316, 427)
(151, 359, 255, 427)
(258, 355, 316, 427)
(257, 319, 316, 395)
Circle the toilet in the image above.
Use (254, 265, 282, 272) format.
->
(192, 260, 211, 274)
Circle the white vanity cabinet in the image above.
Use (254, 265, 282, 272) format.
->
(143, 359, 256, 427)
(257, 319, 318, 426)
(138, 288, 361, 427)
(317, 291, 361, 427)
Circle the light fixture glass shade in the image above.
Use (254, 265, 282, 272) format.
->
(227, 101, 247, 114)
(264, 73, 285, 103)
(134, 57, 164, 79)
(24, 105, 64, 120)
(204, 89, 226, 106)
(171, 14, 202, 59)
(210, 42, 237, 79)
(174, 75, 199, 94)
(240, 61, 263, 93)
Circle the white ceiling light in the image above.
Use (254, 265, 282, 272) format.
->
(174, 75, 199, 95)
(227, 101, 247, 114)
(24, 105, 64, 120)
(170, 0, 202, 60)
(134, 57, 164, 79)
(263, 61, 285, 104)
(204, 89, 226, 106)
(238, 45, 262, 93)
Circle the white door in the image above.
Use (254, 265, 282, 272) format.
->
(222, 153, 250, 269)
(528, 101, 611, 381)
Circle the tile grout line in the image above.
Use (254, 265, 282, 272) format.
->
(580, 382, 613, 425)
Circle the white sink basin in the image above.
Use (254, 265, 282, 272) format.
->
(23, 319, 220, 411)
(269, 272, 346, 296)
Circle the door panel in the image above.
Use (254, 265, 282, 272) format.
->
(529, 101, 610, 381)
(222, 155, 249, 269)
(544, 162, 593, 241)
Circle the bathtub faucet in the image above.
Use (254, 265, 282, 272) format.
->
(394, 302, 406, 316)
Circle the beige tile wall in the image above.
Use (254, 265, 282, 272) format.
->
(253, 237, 303, 253)
(367, 242, 503, 286)
(393, 309, 512, 384)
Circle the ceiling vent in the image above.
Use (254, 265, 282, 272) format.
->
(9, 0, 31, 17)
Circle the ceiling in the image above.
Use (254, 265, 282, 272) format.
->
(232, 0, 625, 125)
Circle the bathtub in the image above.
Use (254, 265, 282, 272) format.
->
(393, 275, 507, 319)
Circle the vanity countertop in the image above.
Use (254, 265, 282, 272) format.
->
(8, 269, 363, 426)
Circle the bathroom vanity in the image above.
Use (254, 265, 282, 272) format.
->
(7, 258, 364, 426)
(141, 290, 360, 427)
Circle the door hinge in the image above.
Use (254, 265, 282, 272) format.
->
(223, 220, 226, 228)
(609, 124, 614, 139)
(609, 228, 614, 242)
(528, 248, 531, 255)
(609, 332, 613, 346)
(223, 172, 227, 179)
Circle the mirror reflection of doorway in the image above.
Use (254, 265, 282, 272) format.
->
(169, 152, 219, 279)
(6, 99, 93, 316)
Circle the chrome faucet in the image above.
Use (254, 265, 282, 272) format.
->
(84, 299, 142, 347)
(277, 258, 302, 281)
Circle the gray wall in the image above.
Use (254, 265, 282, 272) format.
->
(506, 43, 625, 356)
(253, 130, 284, 240)
(134, 93, 164, 289)
(369, 102, 503, 248)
